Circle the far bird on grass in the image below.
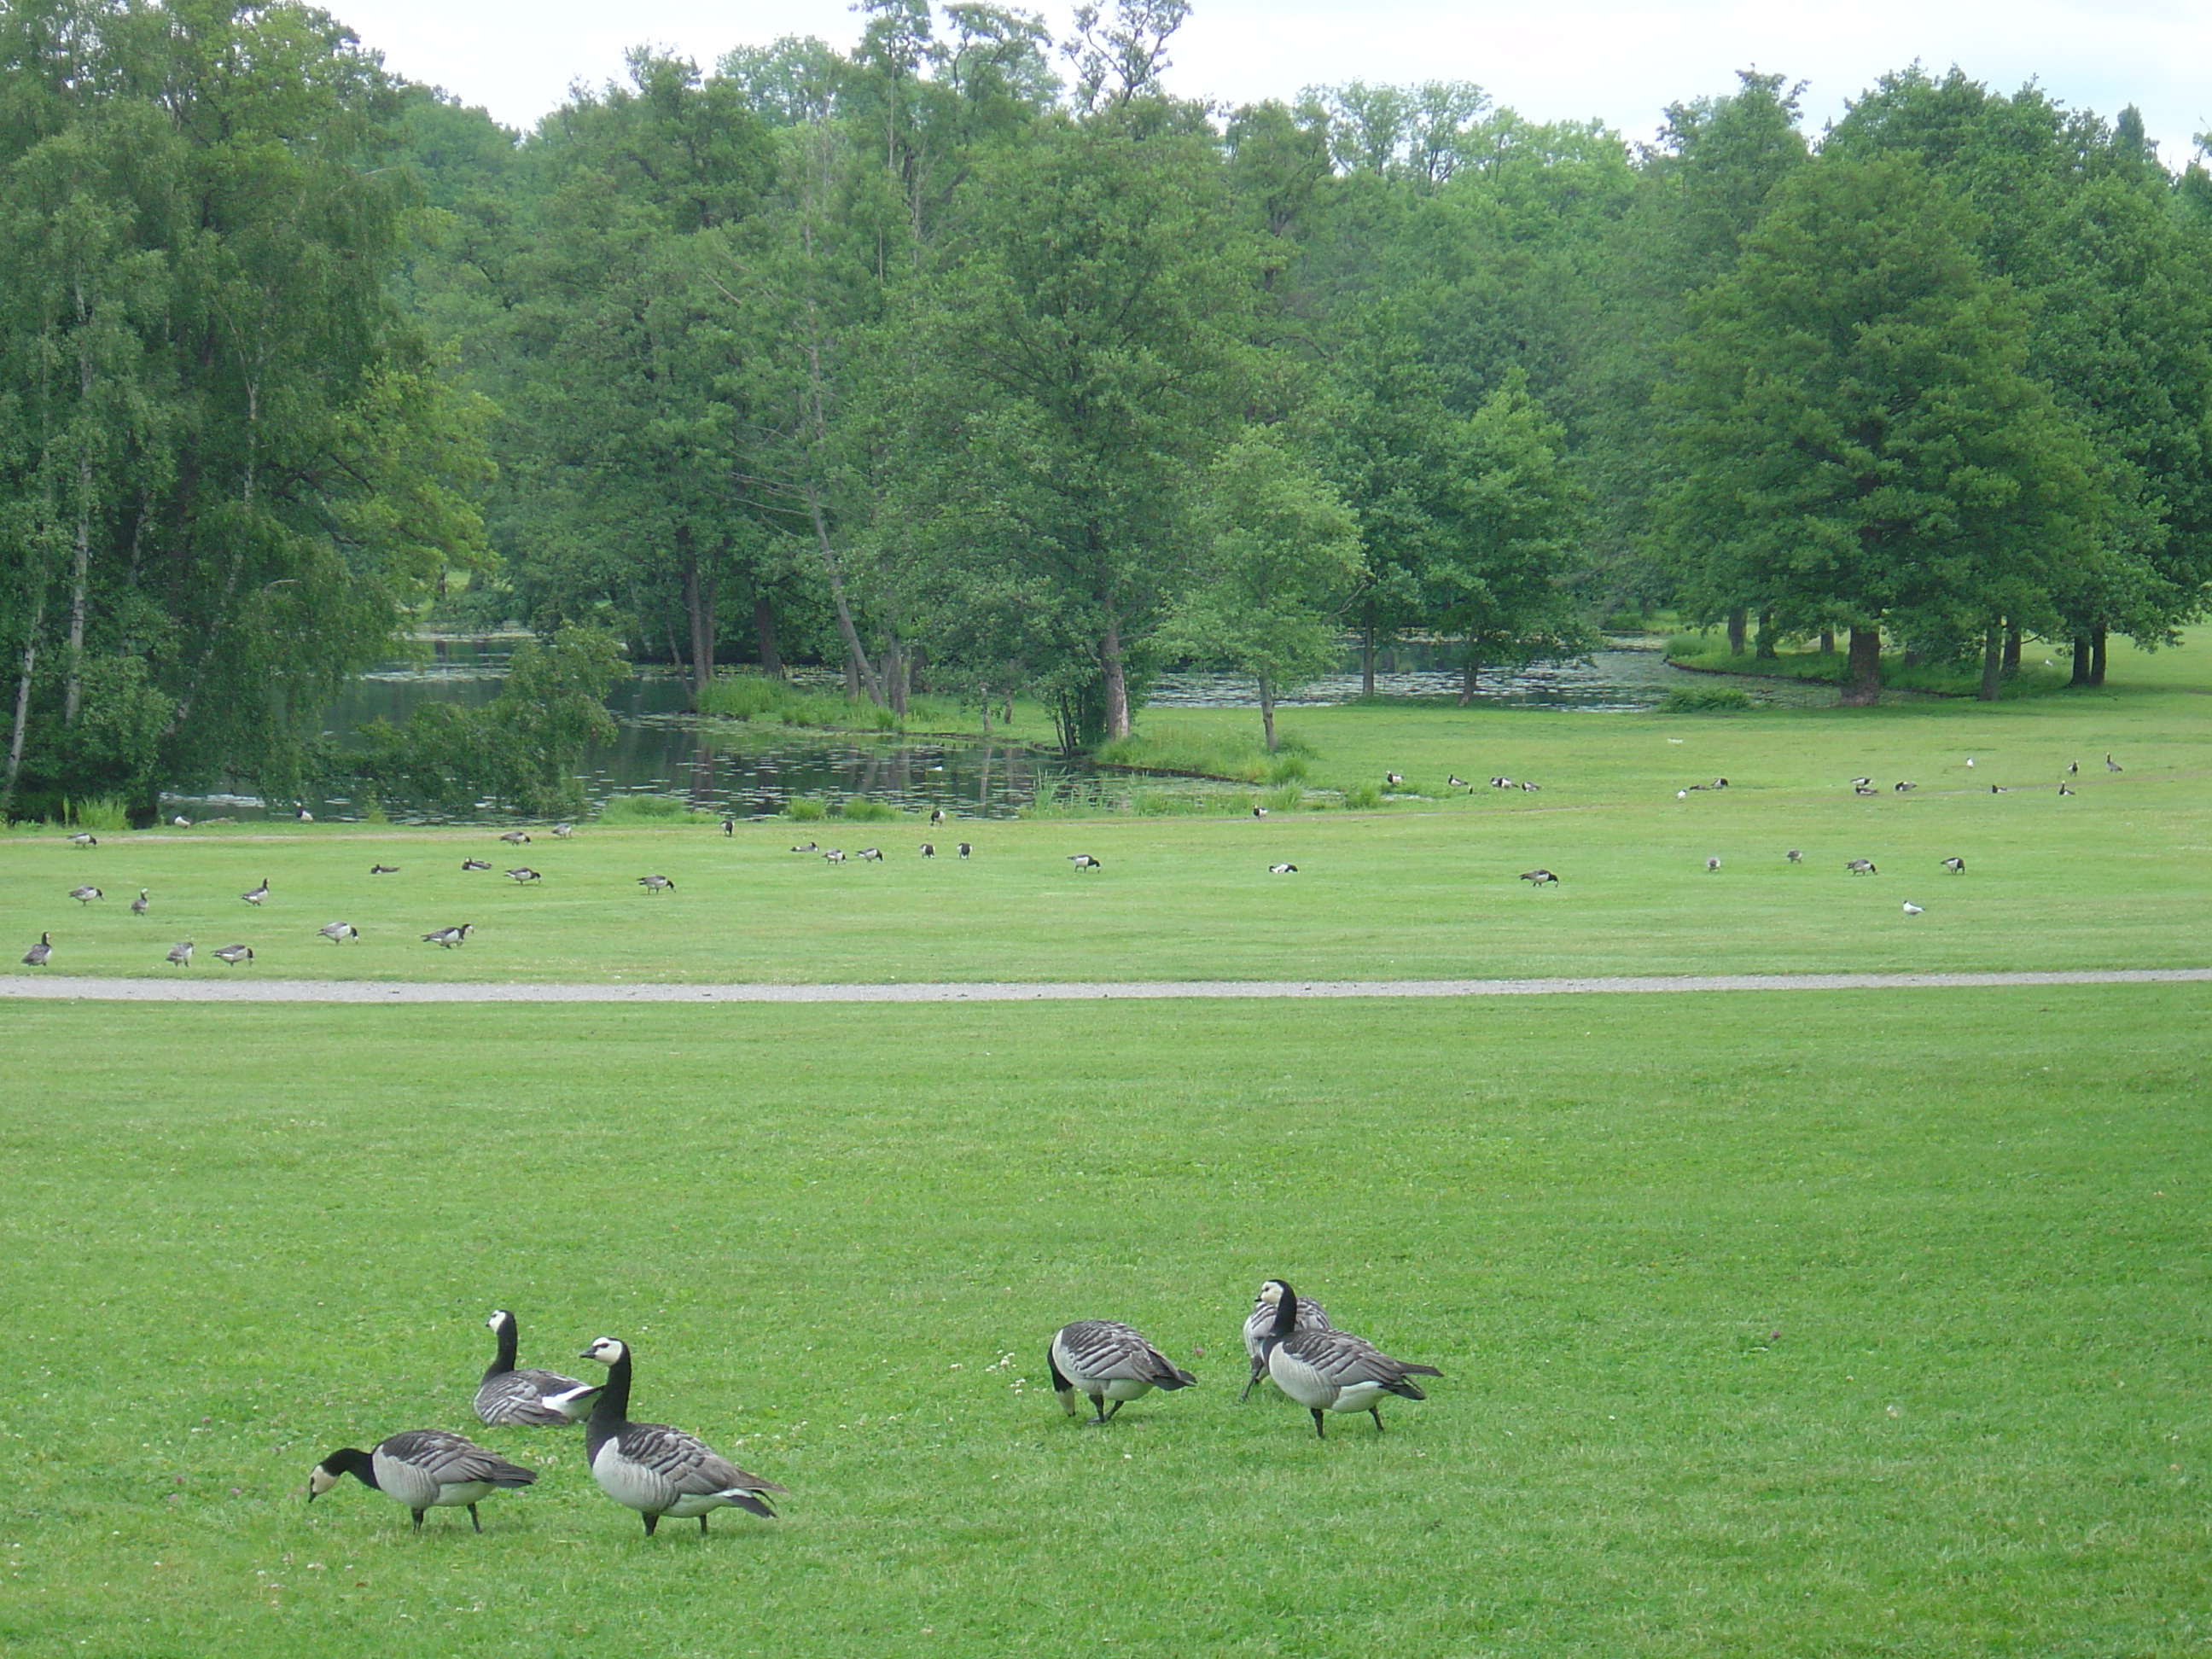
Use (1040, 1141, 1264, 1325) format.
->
(1520, 868, 1559, 886)
(370, 864, 399, 875)
(1901, 901, 1924, 916)
(1269, 863, 1298, 875)
(1851, 777, 1871, 789)
(551, 823, 574, 838)
(2066, 760, 2079, 774)
(241, 878, 270, 905)
(1786, 849, 1803, 864)
(212, 943, 254, 966)
(1854, 783, 1878, 796)
(1712, 777, 1729, 789)
(68, 885, 102, 905)
(958, 841, 972, 859)
(1448, 775, 1471, 789)
(1068, 853, 1103, 870)
(461, 859, 492, 871)
(1488, 777, 1511, 789)
(422, 924, 471, 949)
(1846, 859, 1877, 876)
(1676, 789, 1688, 800)
(130, 888, 149, 915)
(637, 874, 675, 894)
(317, 922, 359, 943)
(1941, 857, 1965, 874)
(1965, 757, 1976, 768)
(499, 830, 532, 845)
(2106, 754, 2122, 771)
(1385, 772, 1403, 786)
(2059, 782, 2076, 796)
(23, 933, 52, 967)
(857, 847, 883, 861)
(1895, 780, 1917, 793)
(307, 1430, 535, 1534)
(504, 867, 541, 884)
(1252, 805, 1267, 818)
(1521, 779, 1541, 791)
(1706, 857, 1721, 872)
(789, 841, 818, 853)
(929, 806, 946, 824)
(720, 817, 734, 836)
(295, 808, 313, 823)
(919, 842, 935, 858)
(1048, 1320, 1196, 1424)
(171, 816, 190, 827)
(823, 848, 845, 864)
(166, 940, 193, 967)
(67, 831, 96, 847)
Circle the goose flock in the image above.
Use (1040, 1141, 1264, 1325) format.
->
(310, 1284, 1428, 1537)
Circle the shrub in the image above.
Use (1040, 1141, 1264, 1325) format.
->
(597, 793, 697, 823)
(1657, 685, 1754, 713)
(1266, 754, 1310, 784)
(1342, 781, 1383, 811)
(63, 795, 132, 832)
(836, 797, 898, 823)
(1261, 783, 1304, 812)
(784, 795, 828, 822)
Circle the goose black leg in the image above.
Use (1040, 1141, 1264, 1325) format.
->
(643, 1513, 659, 1537)
(700, 1516, 711, 1536)
(411, 1509, 427, 1532)
(1103, 1400, 1124, 1423)
(469, 1503, 484, 1533)
(1370, 1407, 1385, 1434)
(1239, 1362, 1262, 1403)
(1311, 1408, 1327, 1440)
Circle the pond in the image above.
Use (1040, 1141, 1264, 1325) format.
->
(159, 633, 1821, 824)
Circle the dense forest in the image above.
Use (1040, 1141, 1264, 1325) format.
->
(5, 0, 2212, 818)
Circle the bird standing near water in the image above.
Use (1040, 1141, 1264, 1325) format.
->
(577, 1336, 785, 1535)
(1047, 1320, 1196, 1423)
(307, 1430, 535, 1534)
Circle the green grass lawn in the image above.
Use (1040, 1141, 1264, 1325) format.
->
(2, 987, 2206, 1656)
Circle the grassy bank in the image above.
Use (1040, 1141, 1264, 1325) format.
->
(1662, 632, 2075, 699)
(1, 986, 2204, 1657)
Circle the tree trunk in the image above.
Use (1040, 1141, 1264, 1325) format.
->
(1259, 673, 1277, 752)
(882, 632, 907, 718)
(1361, 620, 1377, 698)
(2090, 626, 2108, 686)
(804, 480, 882, 704)
(1458, 650, 1480, 707)
(65, 452, 90, 725)
(1101, 607, 1130, 741)
(1754, 611, 1777, 660)
(1977, 621, 2004, 701)
(1841, 626, 1882, 706)
(753, 595, 783, 677)
(3, 591, 45, 812)
(979, 684, 992, 737)
(2002, 626, 2021, 674)
(1819, 628, 1835, 655)
(678, 528, 714, 706)
(2069, 635, 2092, 686)
(1726, 608, 1748, 656)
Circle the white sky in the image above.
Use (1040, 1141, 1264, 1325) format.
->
(337, 0, 2211, 161)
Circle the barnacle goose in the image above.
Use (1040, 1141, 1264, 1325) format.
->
(131, 888, 149, 914)
(552, 823, 575, 838)
(1941, 857, 1965, 874)
(23, 933, 52, 967)
(370, 864, 399, 875)
(212, 944, 254, 966)
(957, 841, 972, 859)
(241, 878, 270, 905)
(1845, 859, 1877, 875)
(1519, 868, 1558, 885)
(307, 1430, 534, 1532)
(1046, 1320, 1196, 1423)
(1901, 901, 1924, 916)
(504, 867, 541, 883)
(317, 922, 358, 943)
(1068, 854, 1103, 870)
(856, 847, 883, 861)
(67, 831, 96, 847)
(500, 830, 532, 845)
(790, 841, 818, 853)
(1385, 772, 1403, 786)
(929, 807, 946, 825)
(422, 924, 471, 948)
(2106, 754, 2122, 772)
(475, 1310, 600, 1426)
(166, 940, 194, 967)
(1269, 863, 1298, 875)
(1785, 850, 1802, 864)
(68, 886, 102, 905)
(579, 1336, 785, 1534)
(1705, 857, 1721, 872)
(919, 843, 935, 858)
(1253, 1279, 1439, 1438)
(1239, 1288, 1330, 1401)
(637, 874, 675, 894)
(822, 848, 846, 864)
(462, 859, 492, 871)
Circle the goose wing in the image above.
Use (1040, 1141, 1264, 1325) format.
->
(381, 1429, 537, 1488)
(1279, 1330, 1441, 1398)
(613, 1422, 785, 1513)
(1056, 1320, 1196, 1388)
(475, 1367, 601, 1426)
(1241, 1295, 1331, 1360)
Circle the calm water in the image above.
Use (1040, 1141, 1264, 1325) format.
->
(160, 634, 1814, 823)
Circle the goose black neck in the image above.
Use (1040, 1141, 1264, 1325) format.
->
(589, 1347, 633, 1428)
(488, 1316, 518, 1376)
(328, 1447, 379, 1489)
(1271, 1284, 1300, 1338)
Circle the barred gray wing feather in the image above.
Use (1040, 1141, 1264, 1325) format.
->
(475, 1367, 600, 1426)
(618, 1423, 785, 1509)
(1057, 1320, 1196, 1388)
(381, 1430, 537, 1488)
(1280, 1330, 1440, 1398)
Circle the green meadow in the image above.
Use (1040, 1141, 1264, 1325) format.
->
(3, 637, 2209, 1656)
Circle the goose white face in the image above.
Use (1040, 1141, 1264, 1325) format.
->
(306, 1464, 341, 1499)
(582, 1336, 626, 1365)
(486, 1309, 511, 1332)
(1257, 1280, 1286, 1307)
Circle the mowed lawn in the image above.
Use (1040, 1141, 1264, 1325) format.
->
(3, 987, 2208, 1658)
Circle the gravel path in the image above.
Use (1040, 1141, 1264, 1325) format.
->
(3, 968, 2206, 1004)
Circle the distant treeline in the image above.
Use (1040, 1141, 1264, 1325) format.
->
(5, 0, 2210, 815)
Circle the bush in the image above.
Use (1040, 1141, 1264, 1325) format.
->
(1261, 783, 1304, 812)
(1342, 781, 1383, 811)
(784, 795, 828, 822)
(62, 795, 132, 832)
(1266, 754, 1310, 784)
(1658, 685, 1754, 713)
(597, 793, 696, 823)
(835, 797, 898, 823)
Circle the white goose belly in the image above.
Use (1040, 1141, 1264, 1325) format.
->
(591, 1440, 682, 1514)
(373, 1450, 492, 1511)
(1266, 1347, 1388, 1413)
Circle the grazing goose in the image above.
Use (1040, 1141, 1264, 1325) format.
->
(790, 841, 818, 853)
(1894, 780, 1917, 793)
(370, 864, 399, 875)
(1785, 849, 1802, 864)
(579, 1336, 785, 1534)
(1845, 859, 1877, 876)
(1901, 901, 1924, 916)
(919, 842, 935, 858)
(1241, 1289, 1331, 1401)
(1712, 777, 1729, 789)
(23, 934, 52, 967)
(131, 888, 149, 914)
(499, 830, 532, 845)
(1941, 856, 1965, 874)
(67, 832, 96, 847)
(1047, 1320, 1196, 1423)
(475, 1310, 600, 1426)
(1068, 853, 1103, 870)
(2058, 781, 2076, 796)
(166, 940, 194, 967)
(1384, 772, 1403, 786)
(929, 806, 946, 825)
(422, 924, 471, 948)
(1269, 862, 1299, 875)
(307, 1430, 535, 1533)
(720, 817, 734, 836)
(1520, 868, 1558, 885)
(1488, 776, 1511, 789)
(2105, 754, 2122, 772)
(212, 943, 254, 966)
(552, 823, 574, 838)
(1252, 805, 1267, 818)
(1850, 777, 1871, 789)
(1253, 1280, 1440, 1439)
(1991, 783, 2005, 794)
(68, 885, 103, 905)
(504, 867, 541, 883)
(242, 878, 270, 905)
(856, 847, 883, 861)
(1705, 857, 1721, 872)
(823, 848, 846, 864)
(317, 922, 359, 943)
(637, 874, 675, 894)
(461, 859, 492, 871)
(957, 841, 972, 859)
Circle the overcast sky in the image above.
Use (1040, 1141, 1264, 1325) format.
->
(336, 0, 2211, 161)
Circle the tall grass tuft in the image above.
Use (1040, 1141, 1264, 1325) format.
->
(63, 796, 131, 832)
(784, 795, 828, 822)
(596, 794, 700, 824)
(1342, 781, 1383, 811)
(697, 675, 900, 732)
(835, 798, 899, 823)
